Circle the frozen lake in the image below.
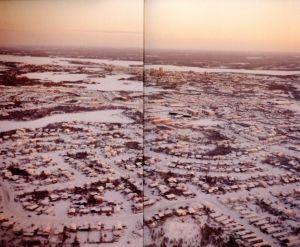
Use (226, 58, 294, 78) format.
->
(20, 72, 143, 91)
(0, 54, 142, 67)
(76, 74, 143, 92)
(0, 109, 132, 132)
(20, 72, 90, 83)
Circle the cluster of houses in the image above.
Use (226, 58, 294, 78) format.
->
(0, 211, 126, 246)
(10, 170, 143, 217)
(144, 200, 278, 247)
(264, 153, 300, 173)
(142, 67, 300, 246)
(2, 166, 74, 187)
(144, 203, 204, 229)
(0, 121, 143, 245)
(0, 55, 144, 246)
(191, 173, 300, 195)
(145, 175, 195, 200)
(209, 210, 273, 247)
(271, 188, 300, 210)
(229, 121, 286, 145)
(222, 193, 300, 247)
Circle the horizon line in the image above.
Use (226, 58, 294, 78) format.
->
(0, 45, 299, 56)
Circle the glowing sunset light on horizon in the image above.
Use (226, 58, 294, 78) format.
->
(0, 0, 143, 48)
(1, 0, 300, 53)
(145, 0, 300, 53)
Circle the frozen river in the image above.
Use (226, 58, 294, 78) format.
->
(0, 109, 132, 132)
(146, 64, 300, 76)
